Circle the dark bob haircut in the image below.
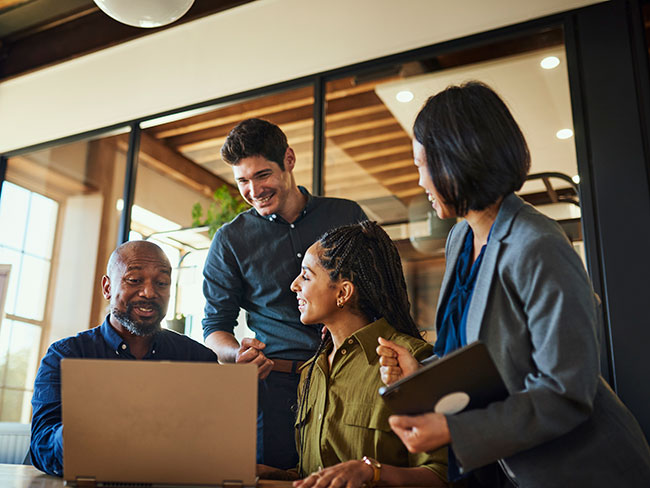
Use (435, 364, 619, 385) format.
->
(221, 118, 288, 170)
(413, 81, 530, 216)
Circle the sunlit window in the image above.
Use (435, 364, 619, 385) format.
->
(0, 181, 58, 422)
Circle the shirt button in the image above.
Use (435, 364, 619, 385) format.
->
(115, 350, 119, 355)
(152, 350, 156, 354)
(290, 224, 295, 229)
(297, 253, 302, 258)
(341, 349, 346, 355)
(121, 344, 127, 350)
(318, 413, 322, 420)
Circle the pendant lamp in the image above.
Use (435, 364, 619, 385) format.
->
(93, 0, 195, 28)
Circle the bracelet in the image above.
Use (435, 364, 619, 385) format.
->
(361, 456, 382, 487)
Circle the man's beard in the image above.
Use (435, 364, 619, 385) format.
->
(112, 301, 163, 337)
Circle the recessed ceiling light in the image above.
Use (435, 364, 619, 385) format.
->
(556, 128, 573, 139)
(541, 56, 560, 69)
(396, 90, 414, 103)
(572, 175, 580, 184)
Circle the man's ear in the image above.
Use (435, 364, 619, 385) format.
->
(283, 147, 296, 172)
(101, 275, 111, 300)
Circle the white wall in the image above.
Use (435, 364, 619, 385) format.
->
(0, 0, 605, 153)
(48, 194, 102, 344)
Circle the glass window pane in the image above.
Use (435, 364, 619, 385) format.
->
(324, 27, 579, 338)
(0, 181, 29, 250)
(0, 317, 10, 387)
(0, 388, 32, 423)
(133, 86, 315, 341)
(0, 247, 22, 316)
(2, 129, 129, 422)
(24, 193, 58, 259)
(14, 255, 50, 321)
(3, 320, 42, 390)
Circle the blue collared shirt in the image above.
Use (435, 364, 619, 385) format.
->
(30, 315, 217, 476)
(202, 187, 367, 360)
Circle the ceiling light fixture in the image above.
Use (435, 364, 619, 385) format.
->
(540, 56, 560, 70)
(93, 0, 195, 28)
(556, 128, 573, 140)
(572, 175, 580, 184)
(396, 90, 414, 103)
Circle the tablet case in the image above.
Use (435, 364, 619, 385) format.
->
(379, 341, 508, 415)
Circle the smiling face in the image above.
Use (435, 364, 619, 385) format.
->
(290, 243, 343, 326)
(232, 149, 296, 219)
(413, 139, 456, 220)
(102, 243, 171, 337)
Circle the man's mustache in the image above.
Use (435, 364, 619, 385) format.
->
(127, 300, 163, 315)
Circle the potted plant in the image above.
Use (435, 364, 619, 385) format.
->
(191, 185, 249, 238)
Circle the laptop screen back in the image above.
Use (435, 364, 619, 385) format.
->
(61, 359, 257, 486)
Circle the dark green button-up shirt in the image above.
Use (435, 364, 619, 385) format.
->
(295, 318, 447, 482)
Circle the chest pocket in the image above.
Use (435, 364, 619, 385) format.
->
(342, 403, 391, 432)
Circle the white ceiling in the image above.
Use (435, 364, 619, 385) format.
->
(375, 46, 577, 194)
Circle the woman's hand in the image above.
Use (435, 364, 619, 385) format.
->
(388, 412, 451, 453)
(293, 460, 373, 488)
(376, 337, 421, 385)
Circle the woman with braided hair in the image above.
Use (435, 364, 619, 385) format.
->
(257, 220, 447, 487)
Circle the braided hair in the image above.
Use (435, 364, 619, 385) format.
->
(297, 220, 421, 475)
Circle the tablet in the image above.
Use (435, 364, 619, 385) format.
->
(379, 341, 508, 415)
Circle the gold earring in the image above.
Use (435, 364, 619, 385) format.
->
(337, 299, 344, 308)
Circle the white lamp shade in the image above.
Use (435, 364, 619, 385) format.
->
(94, 0, 195, 28)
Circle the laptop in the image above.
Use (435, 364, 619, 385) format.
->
(61, 359, 258, 487)
(379, 341, 508, 415)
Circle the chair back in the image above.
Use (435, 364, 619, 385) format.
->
(0, 422, 30, 464)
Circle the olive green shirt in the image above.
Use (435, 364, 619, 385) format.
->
(295, 318, 447, 482)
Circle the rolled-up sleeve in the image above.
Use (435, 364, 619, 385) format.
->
(202, 227, 244, 339)
(30, 343, 68, 476)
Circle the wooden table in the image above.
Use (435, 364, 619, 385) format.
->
(0, 464, 294, 488)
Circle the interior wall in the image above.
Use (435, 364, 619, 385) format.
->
(0, 0, 605, 153)
(48, 194, 102, 345)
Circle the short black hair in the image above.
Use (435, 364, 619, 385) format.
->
(221, 118, 288, 170)
(413, 81, 530, 215)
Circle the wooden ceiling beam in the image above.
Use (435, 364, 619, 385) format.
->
(150, 86, 314, 138)
(325, 111, 399, 137)
(331, 124, 406, 148)
(347, 140, 412, 160)
(117, 133, 236, 199)
(168, 105, 315, 152)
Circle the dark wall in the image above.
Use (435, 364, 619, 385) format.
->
(567, 0, 650, 438)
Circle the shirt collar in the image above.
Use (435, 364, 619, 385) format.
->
(351, 317, 395, 364)
(100, 314, 160, 356)
(258, 186, 314, 224)
(299, 317, 396, 369)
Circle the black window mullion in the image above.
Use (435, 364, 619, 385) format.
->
(117, 123, 141, 245)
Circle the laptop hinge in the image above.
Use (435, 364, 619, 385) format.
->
(222, 480, 243, 488)
(75, 477, 97, 488)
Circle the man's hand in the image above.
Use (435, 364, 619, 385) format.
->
(388, 412, 451, 453)
(293, 460, 373, 488)
(376, 337, 421, 386)
(236, 337, 274, 379)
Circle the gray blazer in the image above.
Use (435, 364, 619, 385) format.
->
(442, 193, 650, 487)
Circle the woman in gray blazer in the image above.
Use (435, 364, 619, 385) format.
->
(377, 81, 650, 487)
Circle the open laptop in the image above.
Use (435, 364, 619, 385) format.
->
(61, 359, 258, 487)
